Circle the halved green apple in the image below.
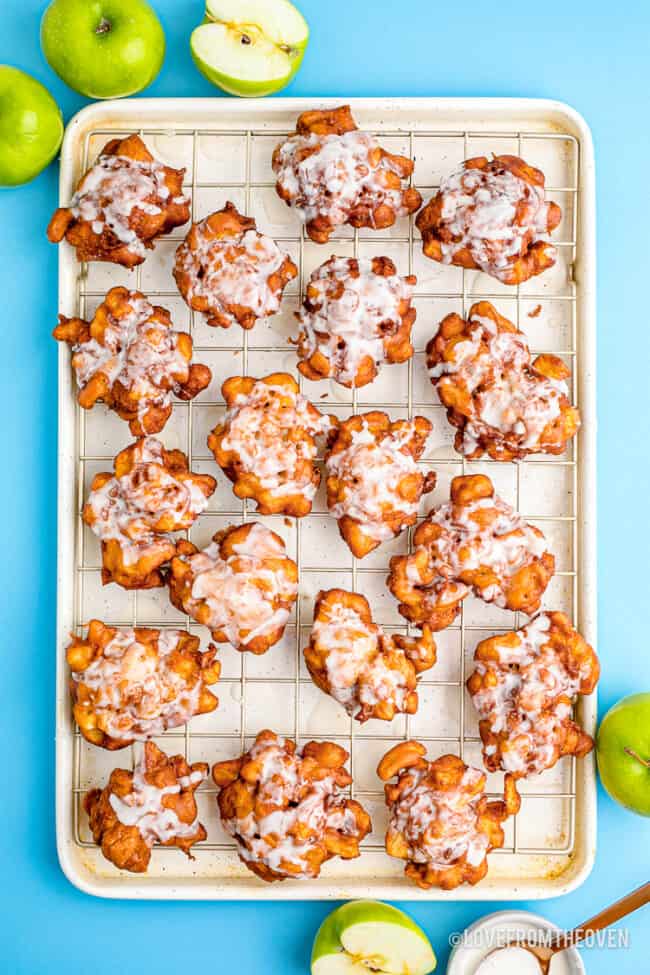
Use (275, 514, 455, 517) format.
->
(190, 0, 309, 98)
(311, 900, 436, 975)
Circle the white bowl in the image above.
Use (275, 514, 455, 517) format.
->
(447, 910, 586, 975)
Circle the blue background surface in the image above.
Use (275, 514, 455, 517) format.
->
(1, 1, 649, 972)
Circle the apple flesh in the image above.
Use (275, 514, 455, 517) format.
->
(41, 0, 165, 99)
(311, 900, 436, 975)
(0, 66, 63, 187)
(191, 0, 309, 97)
(597, 693, 650, 816)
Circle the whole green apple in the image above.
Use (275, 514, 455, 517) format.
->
(41, 0, 165, 99)
(311, 900, 436, 975)
(0, 66, 63, 187)
(597, 693, 650, 816)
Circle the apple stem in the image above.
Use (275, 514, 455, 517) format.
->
(95, 18, 112, 35)
(624, 747, 650, 769)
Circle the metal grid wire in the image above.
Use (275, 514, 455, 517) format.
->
(68, 120, 581, 867)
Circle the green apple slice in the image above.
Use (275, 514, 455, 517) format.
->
(311, 901, 436, 975)
(191, 0, 309, 97)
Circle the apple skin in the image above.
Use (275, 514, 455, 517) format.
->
(597, 693, 650, 816)
(41, 0, 165, 99)
(190, 22, 307, 98)
(0, 66, 63, 187)
(312, 900, 436, 975)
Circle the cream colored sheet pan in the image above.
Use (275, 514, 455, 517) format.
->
(55, 97, 597, 899)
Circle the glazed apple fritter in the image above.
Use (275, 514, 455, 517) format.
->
(325, 411, 435, 558)
(466, 612, 600, 778)
(295, 255, 417, 388)
(388, 474, 555, 631)
(273, 105, 422, 243)
(377, 742, 520, 890)
(173, 201, 298, 329)
(67, 620, 221, 750)
(168, 522, 298, 655)
(427, 301, 580, 460)
(416, 154, 561, 284)
(304, 589, 436, 723)
(208, 372, 333, 517)
(84, 741, 208, 873)
(47, 134, 190, 268)
(53, 286, 211, 436)
(83, 437, 216, 589)
(212, 730, 371, 882)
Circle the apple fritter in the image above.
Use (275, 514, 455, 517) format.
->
(388, 474, 555, 631)
(173, 201, 297, 329)
(47, 134, 190, 268)
(427, 301, 580, 460)
(67, 620, 221, 750)
(84, 741, 208, 873)
(212, 730, 371, 882)
(208, 372, 334, 517)
(168, 522, 298, 655)
(416, 154, 561, 284)
(53, 286, 211, 436)
(82, 437, 216, 589)
(325, 411, 435, 558)
(467, 612, 600, 778)
(304, 589, 436, 723)
(296, 255, 417, 388)
(377, 742, 520, 890)
(273, 105, 422, 243)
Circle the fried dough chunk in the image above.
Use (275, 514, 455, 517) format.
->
(83, 437, 216, 589)
(377, 742, 520, 890)
(168, 523, 298, 655)
(325, 412, 435, 558)
(416, 154, 561, 284)
(53, 286, 211, 436)
(388, 474, 555, 631)
(173, 201, 297, 329)
(427, 301, 580, 460)
(273, 105, 422, 244)
(47, 134, 190, 268)
(208, 373, 333, 517)
(84, 741, 208, 873)
(467, 612, 600, 778)
(305, 589, 436, 723)
(67, 620, 221, 749)
(212, 730, 371, 882)
(296, 255, 417, 388)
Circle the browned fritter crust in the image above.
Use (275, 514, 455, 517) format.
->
(272, 105, 422, 244)
(53, 286, 211, 436)
(296, 255, 417, 388)
(426, 301, 580, 461)
(168, 523, 299, 655)
(84, 741, 208, 873)
(416, 154, 561, 284)
(377, 742, 520, 890)
(47, 134, 190, 268)
(82, 437, 216, 590)
(173, 201, 298, 329)
(466, 611, 600, 778)
(325, 411, 435, 558)
(208, 372, 334, 517)
(387, 473, 555, 631)
(212, 730, 371, 882)
(304, 588, 436, 722)
(67, 619, 221, 750)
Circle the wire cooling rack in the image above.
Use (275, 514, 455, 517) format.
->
(55, 99, 596, 899)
